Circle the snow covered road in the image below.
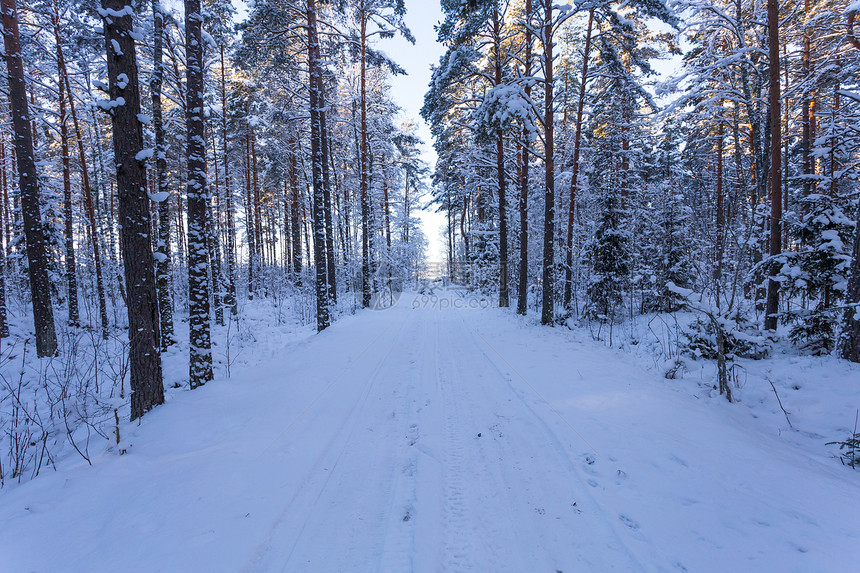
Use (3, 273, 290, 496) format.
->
(1, 292, 858, 572)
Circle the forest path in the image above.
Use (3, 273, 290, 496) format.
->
(1, 290, 857, 572)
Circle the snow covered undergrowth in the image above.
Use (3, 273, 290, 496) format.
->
(0, 293, 315, 489)
(1, 290, 858, 572)
(591, 309, 860, 471)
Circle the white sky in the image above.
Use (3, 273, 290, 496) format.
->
(382, 1, 447, 264)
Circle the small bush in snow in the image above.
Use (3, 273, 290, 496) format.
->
(680, 314, 771, 361)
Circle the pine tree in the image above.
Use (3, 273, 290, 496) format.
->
(764, 0, 782, 330)
(186, 0, 214, 386)
(585, 183, 629, 320)
(152, 0, 175, 348)
(308, 0, 330, 331)
(1, 0, 57, 358)
(100, 0, 164, 419)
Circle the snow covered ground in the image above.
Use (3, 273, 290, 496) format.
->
(1, 289, 858, 572)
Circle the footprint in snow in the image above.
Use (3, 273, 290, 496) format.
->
(581, 454, 598, 475)
(619, 514, 640, 531)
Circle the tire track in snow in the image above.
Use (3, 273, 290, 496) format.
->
(241, 311, 413, 572)
(435, 311, 480, 572)
(376, 309, 438, 572)
(452, 308, 675, 571)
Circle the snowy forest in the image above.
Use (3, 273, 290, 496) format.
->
(426, 0, 860, 352)
(0, 0, 431, 481)
(0, 0, 859, 568)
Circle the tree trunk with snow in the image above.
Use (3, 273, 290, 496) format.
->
(220, 45, 238, 316)
(2, 0, 57, 357)
(56, 31, 79, 327)
(185, 0, 213, 387)
(540, 0, 555, 326)
(152, 0, 175, 347)
(308, 0, 330, 331)
(289, 136, 303, 283)
(359, 3, 372, 308)
(517, 0, 533, 316)
(101, 0, 164, 418)
(764, 0, 782, 331)
(839, 11, 860, 362)
(493, 8, 509, 309)
(321, 109, 337, 303)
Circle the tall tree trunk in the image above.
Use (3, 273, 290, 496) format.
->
(185, 0, 213, 387)
(0, 135, 7, 338)
(801, 0, 812, 199)
(382, 160, 391, 249)
(250, 128, 264, 276)
(289, 135, 302, 283)
(152, 0, 175, 347)
(220, 46, 237, 316)
(540, 0, 555, 326)
(828, 77, 839, 198)
(2, 0, 57, 357)
(55, 29, 79, 326)
(838, 15, 860, 361)
(101, 0, 163, 418)
(517, 0, 533, 316)
(359, 3, 372, 307)
(715, 115, 725, 309)
(493, 9, 509, 308)
(308, 0, 330, 330)
(207, 148, 224, 326)
(563, 6, 593, 310)
(764, 0, 782, 331)
(244, 131, 255, 297)
(321, 108, 336, 303)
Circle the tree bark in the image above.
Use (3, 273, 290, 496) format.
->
(2, 0, 57, 357)
(517, 0, 533, 316)
(359, 3, 372, 308)
(289, 135, 302, 282)
(244, 131, 255, 297)
(220, 46, 238, 316)
(152, 0, 175, 347)
(801, 0, 812, 199)
(56, 29, 79, 326)
(764, 0, 782, 331)
(308, 0, 330, 330)
(839, 14, 860, 361)
(321, 108, 337, 303)
(715, 115, 725, 308)
(0, 136, 7, 338)
(185, 0, 213, 387)
(208, 146, 224, 326)
(493, 9, 509, 308)
(540, 0, 555, 326)
(101, 0, 163, 418)
(250, 129, 263, 273)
